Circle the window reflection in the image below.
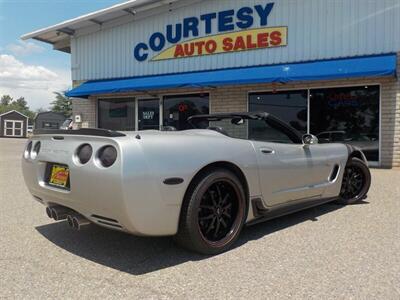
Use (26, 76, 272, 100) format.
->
(249, 90, 308, 134)
(163, 94, 209, 130)
(248, 119, 295, 143)
(98, 98, 135, 131)
(310, 86, 380, 162)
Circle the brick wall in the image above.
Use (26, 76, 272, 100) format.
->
(71, 55, 400, 168)
(71, 98, 96, 129)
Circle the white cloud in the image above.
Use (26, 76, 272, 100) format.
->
(6, 41, 45, 56)
(0, 54, 57, 83)
(0, 54, 71, 110)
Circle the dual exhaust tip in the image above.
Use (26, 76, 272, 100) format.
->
(66, 214, 91, 231)
(46, 206, 90, 230)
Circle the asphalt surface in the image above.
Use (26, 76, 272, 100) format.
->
(1, 138, 399, 299)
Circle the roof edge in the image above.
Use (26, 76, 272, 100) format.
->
(0, 110, 29, 118)
(21, 0, 156, 40)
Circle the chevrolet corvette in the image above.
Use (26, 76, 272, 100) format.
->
(22, 112, 371, 254)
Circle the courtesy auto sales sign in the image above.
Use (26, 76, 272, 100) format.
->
(133, 2, 287, 62)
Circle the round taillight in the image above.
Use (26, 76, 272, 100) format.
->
(31, 141, 41, 159)
(97, 146, 117, 168)
(76, 144, 92, 165)
(24, 141, 33, 159)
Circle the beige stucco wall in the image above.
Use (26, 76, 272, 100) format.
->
(71, 55, 400, 168)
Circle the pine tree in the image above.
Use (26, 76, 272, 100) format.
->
(50, 92, 72, 117)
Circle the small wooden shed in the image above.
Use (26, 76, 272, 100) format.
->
(34, 111, 66, 130)
(0, 110, 28, 138)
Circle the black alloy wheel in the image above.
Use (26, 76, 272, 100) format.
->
(337, 157, 371, 204)
(341, 166, 364, 199)
(175, 169, 246, 255)
(198, 180, 240, 245)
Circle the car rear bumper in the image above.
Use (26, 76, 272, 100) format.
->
(21, 135, 182, 236)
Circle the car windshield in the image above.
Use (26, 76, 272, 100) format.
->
(61, 119, 72, 128)
(318, 131, 377, 143)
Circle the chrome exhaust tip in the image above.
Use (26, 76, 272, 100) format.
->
(72, 215, 91, 230)
(66, 214, 91, 231)
(66, 215, 74, 228)
(45, 207, 53, 219)
(50, 207, 71, 221)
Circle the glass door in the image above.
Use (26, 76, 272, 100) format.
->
(138, 98, 160, 131)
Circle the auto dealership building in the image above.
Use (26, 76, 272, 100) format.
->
(23, 0, 400, 167)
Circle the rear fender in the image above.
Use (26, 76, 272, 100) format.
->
(345, 144, 368, 164)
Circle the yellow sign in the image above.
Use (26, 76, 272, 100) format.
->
(152, 27, 287, 61)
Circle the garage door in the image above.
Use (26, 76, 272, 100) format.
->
(4, 120, 23, 137)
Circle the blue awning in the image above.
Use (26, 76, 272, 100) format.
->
(66, 54, 397, 98)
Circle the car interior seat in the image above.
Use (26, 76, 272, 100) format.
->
(161, 126, 177, 131)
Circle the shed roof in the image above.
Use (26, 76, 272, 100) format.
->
(0, 109, 29, 119)
(35, 111, 66, 117)
(0, 110, 29, 119)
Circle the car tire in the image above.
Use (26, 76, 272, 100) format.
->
(174, 169, 247, 255)
(335, 157, 371, 205)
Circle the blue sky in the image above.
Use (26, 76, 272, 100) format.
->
(0, 0, 125, 110)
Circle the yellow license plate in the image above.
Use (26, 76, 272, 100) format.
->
(49, 165, 70, 188)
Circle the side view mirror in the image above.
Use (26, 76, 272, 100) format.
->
(302, 134, 319, 145)
(231, 118, 244, 125)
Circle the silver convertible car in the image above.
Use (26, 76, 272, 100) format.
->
(22, 112, 371, 254)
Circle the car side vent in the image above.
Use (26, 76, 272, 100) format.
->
(91, 214, 122, 229)
(52, 136, 64, 140)
(329, 165, 340, 182)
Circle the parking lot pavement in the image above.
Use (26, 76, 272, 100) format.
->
(1, 138, 399, 299)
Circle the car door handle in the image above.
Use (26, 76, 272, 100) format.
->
(260, 148, 275, 154)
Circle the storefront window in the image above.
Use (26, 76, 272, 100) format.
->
(248, 86, 380, 162)
(163, 94, 209, 130)
(98, 98, 135, 131)
(310, 86, 380, 162)
(249, 90, 308, 134)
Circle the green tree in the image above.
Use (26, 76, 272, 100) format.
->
(50, 92, 72, 117)
(0, 94, 35, 124)
(15, 97, 28, 110)
(10, 97, 32, 119)
(1, 95, 13, 106)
